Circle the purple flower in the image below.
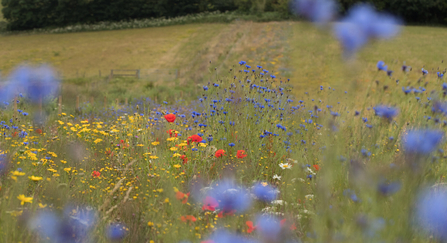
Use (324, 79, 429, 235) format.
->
(208, 180, 252, 214)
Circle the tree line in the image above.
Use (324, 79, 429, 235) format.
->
(1, 0, 446, 31)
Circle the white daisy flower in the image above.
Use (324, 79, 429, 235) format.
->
(273, 174, 281, 180)
(279, 163, 292, 169)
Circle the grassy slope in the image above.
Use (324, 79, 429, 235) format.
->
(0, 21, 446, 104)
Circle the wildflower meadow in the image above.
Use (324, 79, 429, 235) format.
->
(1, 1, 447, 243)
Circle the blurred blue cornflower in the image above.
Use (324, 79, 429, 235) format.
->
(2, 65, 59, 103)
(403, 129, 443, 155)
(252, 182, 278, 202)
(29, 206, 97, 243)
(377, 181, 401, 196)
(292, 0, 337, 25)
(207, 180, 252, 214)
(415, 188, 447, 240)
(438, 72, 444, 79)
(107, 223, 127, 241)
(373, 105, 399, 120)
(334, 4, 401, 57)
(377, 61, 387, 71)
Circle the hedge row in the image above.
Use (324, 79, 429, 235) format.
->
(1, 0, 447, 31)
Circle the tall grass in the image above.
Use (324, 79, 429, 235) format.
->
(0, 57, 446, 242)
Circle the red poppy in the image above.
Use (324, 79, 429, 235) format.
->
(35, 128, 42, 134)
(215, 149, 225, 158)
(280, 219, 296, 230)
(12, 132, 18, 137)
(187, 134, 202, 144)
(176, 191, 190, 204)
(202, 196, 218, 211)
(164, 114, 176, 123)
(180, 155, 188, 164)
(180, 215, 197, 223)
(218, 210, 236, 218)
(167, 129, 178, 137)
(313, 164, 320, 171)
(236, 150, 247, 159)
(246, 221, 257, 233)
(92, 171, 101, 177)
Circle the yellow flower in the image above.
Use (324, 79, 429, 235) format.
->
(164, 198, 169, 203)
(61, 113, 67, 116)
(173, 164, 181, 168)
(149, 156, 158, 159)
(94, 139, 103, 144)
(170, 147, 178, 151)
(29, 176, 43, 181)
(151, 141, 160, 146)
(173, 153, 181, 157)
(147, 222, 154, 227)
(17, 194, 33, 205)
(60, 160, 67, 164)
(38, 203, 47, 208)
(11, 171, 25, 176)
(64, 168, 71, 172)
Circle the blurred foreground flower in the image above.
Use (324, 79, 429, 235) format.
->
(334, 4, 401, 57)
(292, 0, 337, 25)
(252, 182, 278, 202)
(2, 65, 59, 103)
(29, 206, 96, 243)
(403, 130, 443, 155)
(415, 188, 447, 240)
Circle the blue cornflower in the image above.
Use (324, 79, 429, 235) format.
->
(377, 181, 401, 196)
(373, 105, 399, 120)
(361, 149, 371, 157)
(292, 0, 337, 25)
(416, 189, 447, 240)
(252, 182, 278, 202)
(213, 83, 219, 87)
(238, 61, 246, 65)
(366, 124, 373, 128)
(2, 65, 60, 103)
(203, 86, 209, 91)
(228, 143, 235, 147)
(256, 215, 282, 240)
(334, 4, 401, 57)
(106, 223, 127, 240)
(404, 130, 443, 155)
(208, 180, 251, 214)
(438, 72, 444, 79)
(422, 68, 429, 75)
(23, 112, 28, 116)
(377, 61, 387, 71)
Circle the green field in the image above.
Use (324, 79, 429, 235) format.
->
(1, 21, 446, 103)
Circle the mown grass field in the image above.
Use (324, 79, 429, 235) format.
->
(1, 21, 446, 104)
